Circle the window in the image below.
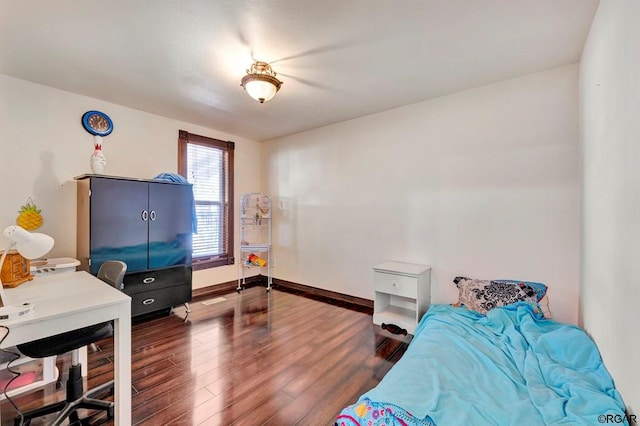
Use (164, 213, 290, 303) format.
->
(178, 130, 234, 269)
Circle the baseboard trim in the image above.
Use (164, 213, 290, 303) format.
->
(192, 275, 264, 301)
(272, 277, 373, 314)
(192, 275, 373, 314)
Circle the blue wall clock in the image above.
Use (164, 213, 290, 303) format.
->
(82, 110, 113, 136)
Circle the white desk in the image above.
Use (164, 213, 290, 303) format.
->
(1, 271, 131, 425)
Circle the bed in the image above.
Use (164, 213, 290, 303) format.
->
(335, 277, 628, 426)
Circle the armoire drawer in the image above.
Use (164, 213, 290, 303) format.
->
(130, 284, 192, 317)
(122, 266, 191, 294)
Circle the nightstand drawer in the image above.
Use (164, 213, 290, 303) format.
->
(374, 272, 417, 298)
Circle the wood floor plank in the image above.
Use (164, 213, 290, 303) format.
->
(0, 287, 409, 425)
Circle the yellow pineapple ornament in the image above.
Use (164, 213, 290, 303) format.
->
(16, 198, 43, 230)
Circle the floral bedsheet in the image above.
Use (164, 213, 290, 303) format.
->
(335, 398, 435, 426)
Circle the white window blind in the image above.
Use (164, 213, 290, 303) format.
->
(188, 143, 224, 257)
(178, 130, 234, 269)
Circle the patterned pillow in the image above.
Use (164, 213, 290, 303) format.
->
(492, 279, 548, 301)
(453, 277, 539, 316)
(453, 276, 552, 318)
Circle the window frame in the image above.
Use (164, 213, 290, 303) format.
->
(178, 130, 235, 270)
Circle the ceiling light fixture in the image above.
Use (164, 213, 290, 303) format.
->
(240, 61, 283, 104)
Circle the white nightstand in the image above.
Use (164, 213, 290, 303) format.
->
(373, 261, 431, 335)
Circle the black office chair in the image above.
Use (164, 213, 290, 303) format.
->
(15, 260, 127, 426)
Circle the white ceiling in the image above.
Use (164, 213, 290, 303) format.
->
(0, 0, 599, 142)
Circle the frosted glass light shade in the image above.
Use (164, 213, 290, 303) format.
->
(240, 61, 283, 103)
(244, 79, 278, 103)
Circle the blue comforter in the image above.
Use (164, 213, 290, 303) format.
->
(339, 303, 627, 425)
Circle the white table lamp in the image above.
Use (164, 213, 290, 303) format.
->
(0, 225, 54, 320)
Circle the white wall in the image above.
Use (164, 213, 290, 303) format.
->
(580, 0, 640, 414)
(264, 65, 581, 324)
(0, 74, 262, 289)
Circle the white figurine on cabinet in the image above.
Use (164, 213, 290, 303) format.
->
(90, 135, 107, 174)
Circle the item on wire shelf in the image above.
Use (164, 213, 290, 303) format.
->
(246, 253, 267, 267)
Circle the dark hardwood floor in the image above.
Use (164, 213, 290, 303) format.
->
(1, 286, 410, 425)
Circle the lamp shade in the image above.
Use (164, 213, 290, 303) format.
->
(240, 61, 283, 103)
(3, 225, 54, 259)
(243, 78, 279, 103)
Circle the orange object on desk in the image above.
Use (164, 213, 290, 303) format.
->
(0, 250, 33, 288)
